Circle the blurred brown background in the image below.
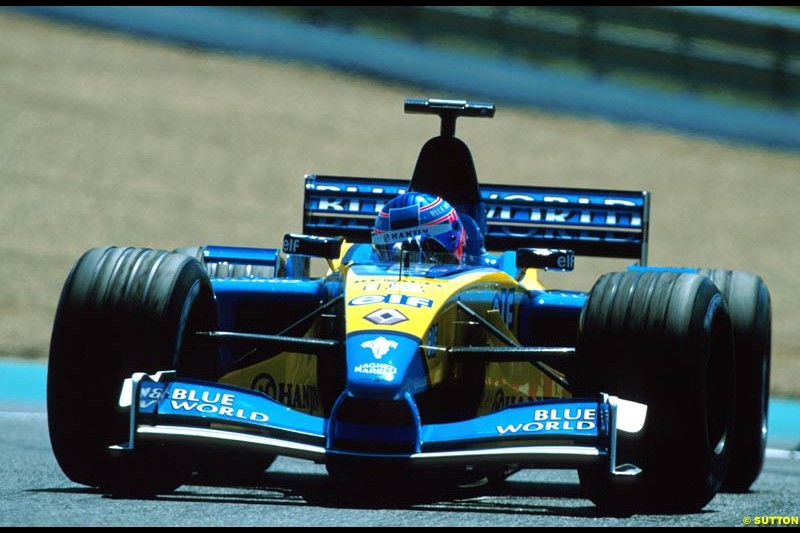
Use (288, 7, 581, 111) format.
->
(2, 11, 798, 396)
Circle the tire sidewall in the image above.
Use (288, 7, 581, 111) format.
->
(47, 247, 217, 490)
(577, 271, 734, 513)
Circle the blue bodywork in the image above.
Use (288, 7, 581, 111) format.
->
(125, 239, 627, 471)
(131, 373, 614, 468)
(123, 98, 650, 477)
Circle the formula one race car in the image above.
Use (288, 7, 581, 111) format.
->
(47, 98, 771, 513)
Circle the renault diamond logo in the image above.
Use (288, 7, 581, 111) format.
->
(364, 308, 408, 326)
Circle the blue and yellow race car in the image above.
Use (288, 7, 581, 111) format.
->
(47, 98, 771, 513)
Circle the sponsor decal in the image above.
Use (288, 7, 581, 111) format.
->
(282, 233, 330, 253)
(496, 407, 597, 435)
(491, 226, 642, 245)
(361, 336, 398, 359)
(349, 294, 433, 308)
(323, 185, 390, 194)
(312, 183, 405, 214)
(139, 385, 163, 410)
(364, 308, 408, 326)
(425, 323, 439, 348)
(361, 281, 425, 293)
(283, 236, 301, 253)
(312, 188, 641, 229)
(491, 389, 533, 412)
(485, 193, 641, 227)
(491, 288, 515, 330)
(169, 387, 269, 423)
(353, 362, 398, 376)
(531, 248, 575, 270)
(250, 373, 321, 413)
(374, 222, 453, 245)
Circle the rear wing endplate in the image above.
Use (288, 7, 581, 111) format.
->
(303, 175, 650, 265)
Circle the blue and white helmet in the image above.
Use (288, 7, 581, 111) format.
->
(372, 192, 466, 263)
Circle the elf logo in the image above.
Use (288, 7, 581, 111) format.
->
(348, 294, 433, 308)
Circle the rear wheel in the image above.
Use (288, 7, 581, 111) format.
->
(576, 271, 735, 513)
(47, 247, 219, 495)
(698, 269, 771, 492)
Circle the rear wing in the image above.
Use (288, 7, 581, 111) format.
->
(303, 175, 650, 265)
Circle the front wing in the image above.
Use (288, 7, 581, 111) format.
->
(117, 372, 646, 474)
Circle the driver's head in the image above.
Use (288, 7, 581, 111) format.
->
(372, 192, 466, 263)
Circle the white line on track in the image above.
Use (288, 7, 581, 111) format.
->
(0, 411, 47, 420)
(766, 448, 800, 460)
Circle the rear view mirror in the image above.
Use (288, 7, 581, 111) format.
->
(516, 248, 575, 272)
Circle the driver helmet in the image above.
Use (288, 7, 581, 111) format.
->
(372, 192, 466, 264)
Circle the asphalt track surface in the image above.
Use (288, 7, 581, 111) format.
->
(1, 404, 798, 527)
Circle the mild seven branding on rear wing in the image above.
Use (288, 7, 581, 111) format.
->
(303, 175, 406, 242)
(303, 175, 650, 264)
(481, 183, 649, 264)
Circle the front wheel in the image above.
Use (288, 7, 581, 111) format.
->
(576, 271, 735, 514)
(47, 247, 219, 495)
